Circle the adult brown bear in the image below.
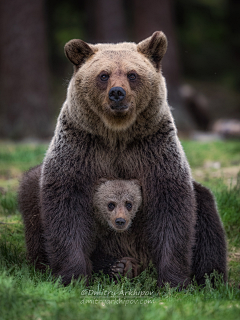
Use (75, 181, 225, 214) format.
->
(18, 31, 227, 286)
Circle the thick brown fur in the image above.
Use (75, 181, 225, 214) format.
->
(18, 31, 227, 286)
(18, 165, 48, 270)
(192, 182, 227, 284)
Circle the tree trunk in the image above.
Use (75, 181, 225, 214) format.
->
(0, 0, 52, 139)
(228, 0, 240, 88)
(85, 0, 127, 43)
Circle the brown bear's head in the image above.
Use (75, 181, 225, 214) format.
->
(64, 32, 168, 134)
(93, 179, 142, 232)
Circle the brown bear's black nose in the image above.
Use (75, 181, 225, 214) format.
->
(115, 218, 126, 226)
(109, 87, 126, 102)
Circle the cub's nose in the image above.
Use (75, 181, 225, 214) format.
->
(115, 218, 126, 226)
(109, 87, 126, 102)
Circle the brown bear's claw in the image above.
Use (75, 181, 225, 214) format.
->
(111, 257, 140, 280)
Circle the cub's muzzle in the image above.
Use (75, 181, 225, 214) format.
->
(115, 218, 126, 226)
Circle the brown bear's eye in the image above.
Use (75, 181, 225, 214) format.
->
(100, 73, 109, 81)
(128, 73, 137, 81)
(108, 202, 115, 211)
(126, 202, 132, 211)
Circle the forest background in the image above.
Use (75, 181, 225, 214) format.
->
(0, 0, 240, 139)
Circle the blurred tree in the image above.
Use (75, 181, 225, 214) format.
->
(228, 0, 240, 88)
(47, 0, 85, 76)
(176, 0, 229, 83)
(132, 0, 195, 130)
(0, 0, 52, 139)
(85, 0, 127, 43)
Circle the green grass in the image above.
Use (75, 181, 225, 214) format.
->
(181, 140, 240, 168)
(0, 140, 240, 320)
(212, 176, 240, 246)
(0, 142, 47, 172)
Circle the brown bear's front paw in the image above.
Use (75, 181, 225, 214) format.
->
(111, 257, 139, 280)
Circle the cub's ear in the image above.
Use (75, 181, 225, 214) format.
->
(98, 178, 108, 185)
(131, 179, 141, 188)
(64, 39, 95, 67)
(137, 31, 167, 70)
(94, 178, 108, 191)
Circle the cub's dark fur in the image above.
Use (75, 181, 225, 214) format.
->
(18, 31, 227, 286)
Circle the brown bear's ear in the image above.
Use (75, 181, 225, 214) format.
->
(137, 31, 167, 70)
(64, 39, 95, 67)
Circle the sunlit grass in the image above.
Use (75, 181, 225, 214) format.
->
(181, 140, 240, 168)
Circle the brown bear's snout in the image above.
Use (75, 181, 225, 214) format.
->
(109, 87, 127, 110)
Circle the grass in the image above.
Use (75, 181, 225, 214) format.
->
(0, 140, 240, 319)
(181, 140, 240, 168)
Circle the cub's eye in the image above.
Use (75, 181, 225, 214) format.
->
(100, 73, 109, 81)
(128, 73, 137, 81)
(126, 202, 132, 211)
(108, 202, 115, 211)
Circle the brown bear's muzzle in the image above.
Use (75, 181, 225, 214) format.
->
(108, 87, 129, 113)
(109, 87, 126, 103)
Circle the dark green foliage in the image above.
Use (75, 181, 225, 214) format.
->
(175, 0, 240, 88)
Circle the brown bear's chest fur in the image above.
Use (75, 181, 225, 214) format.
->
(45, 125, 173, 258)
(49, 124, 183, 262)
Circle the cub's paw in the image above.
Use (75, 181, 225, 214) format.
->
(111, 257, 139, 280)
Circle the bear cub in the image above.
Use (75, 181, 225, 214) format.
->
(93, 179, 142, 279)
(93, 179, 142, 232)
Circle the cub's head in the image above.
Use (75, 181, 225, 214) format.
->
(64, 32, 167, 132)
(93, 179, 142, 232)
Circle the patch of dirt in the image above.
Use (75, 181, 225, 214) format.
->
(228, 247, 240, 263)
(192, 164, 240, 187)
